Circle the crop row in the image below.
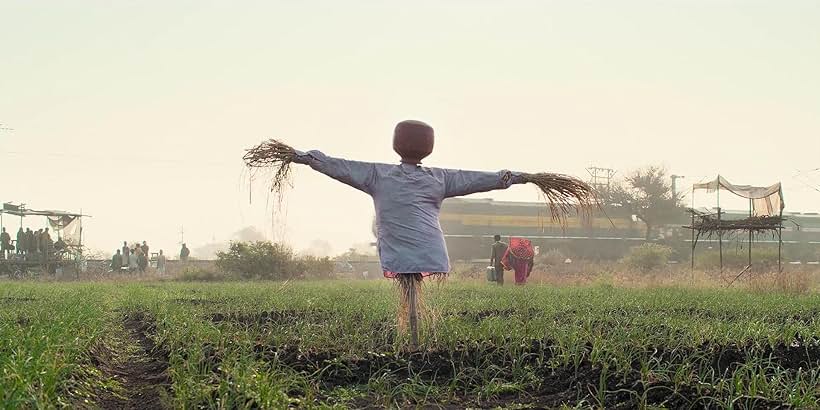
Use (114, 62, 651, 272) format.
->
(2, 281, 820, 408)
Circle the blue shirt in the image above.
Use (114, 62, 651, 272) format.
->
(294, 150, 524, 273)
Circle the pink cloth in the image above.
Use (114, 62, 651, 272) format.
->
(501, 237, 534, 284)
(506, 256, 532, 284)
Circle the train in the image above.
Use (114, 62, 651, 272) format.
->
(439, 198, 820, 262)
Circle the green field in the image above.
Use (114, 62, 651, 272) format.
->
(2, 280, 820, 409)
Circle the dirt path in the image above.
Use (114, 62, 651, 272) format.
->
(95, 312, 171, 410)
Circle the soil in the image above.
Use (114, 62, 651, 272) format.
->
(453, 308, 540, 322)
(0, 296, 36, 303)
(207, 306, 820, 329)
(171, 297, 220, 305)
(93, 312, 171, 410)
(241, 337, 804, 409)
(198, 309, 812, 408)
(210, 309, 317, 325)
(206, 308, 542, 328)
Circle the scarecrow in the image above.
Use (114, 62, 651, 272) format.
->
(244, 120, 595, 346)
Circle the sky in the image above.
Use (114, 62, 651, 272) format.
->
(1, 0, 819, 257)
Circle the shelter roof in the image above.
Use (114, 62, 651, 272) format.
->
(1, 203, 86, 218)
(692, 175, 784, 216)
(692, 175, 782, 200)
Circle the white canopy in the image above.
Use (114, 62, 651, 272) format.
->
(692, 175, 784, 217)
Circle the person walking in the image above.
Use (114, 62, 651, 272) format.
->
(122, 241, 130, 265)
(0, 228, 11, 259)
(128, 248, 139, 272)
(501, 237, 535, 285)
(40, 228, 53, 267)
(489, 235, 508, 286)
(156, 250, 167, 276)
(137, 248, 148, 273)
(33, 229, 42, 254)
(16, 227, 24, 255)
(42, 228, 52, 253)
(179, 243, 190, 261)
(111, 249, 123, 273)
(25, 228, 35, 258)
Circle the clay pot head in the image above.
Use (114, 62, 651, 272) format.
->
(393, 120, 434, 164)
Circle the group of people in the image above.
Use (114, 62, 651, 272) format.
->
(111, 241, 165, 274)
(0, 226, 67, 262)
(110, 242, 190, 275)
(489, 234, 535, 285)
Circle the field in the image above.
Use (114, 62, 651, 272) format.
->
(2, 280, 820, 409)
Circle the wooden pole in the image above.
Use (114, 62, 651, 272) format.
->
(716, 183, 722, 273)
(778, 228, 782, 273)
(407, 276, 419, 348)
(690, 211, 695, 272)
(78, 213, 83, 279)
(778, 208, 783, 273)
(691, 186, 696, 281)
(717, 207, 723, 273)
(748, 199, 752, 273)
(399, 273, 421, 348)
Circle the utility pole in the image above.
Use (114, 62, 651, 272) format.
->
(179, 226, 185, 245)
(670, 175, 685, 203)
(586, 166, 617, 196)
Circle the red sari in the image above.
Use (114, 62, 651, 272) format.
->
(501, 237, 534, 284)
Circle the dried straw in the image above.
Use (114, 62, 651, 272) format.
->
(519, 173, 598, 224)
(243, 139, 296, 195)
(687, 212, 785, 237)
(396, 273, 423, 347)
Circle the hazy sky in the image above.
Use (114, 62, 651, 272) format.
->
(2, 1, 819, 257)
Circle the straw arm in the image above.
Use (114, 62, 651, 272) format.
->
(516, 172, 598, 222)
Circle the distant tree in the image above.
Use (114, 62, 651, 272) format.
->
(608, 166, 683, 240)
(216, 241, 294, 280)
(216, 240, 336, 280)
(234, 226, 266, 242)
(304, 239, 333, 257)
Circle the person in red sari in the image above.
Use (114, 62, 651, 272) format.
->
(501, 237, 535, 284)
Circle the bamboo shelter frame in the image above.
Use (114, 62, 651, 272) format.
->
(0, 202, 90, 278)
(684, 176, 784, 286)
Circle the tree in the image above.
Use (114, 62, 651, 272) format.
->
(216, 241, 294, 280)
(216, 240, 336, 280)
(304, 239, 333, 257)
(608, 166, 683, 240)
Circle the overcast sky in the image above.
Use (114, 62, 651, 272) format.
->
(1, 0, 819, 257)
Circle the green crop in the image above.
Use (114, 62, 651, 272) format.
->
(2, 280, 820, 408)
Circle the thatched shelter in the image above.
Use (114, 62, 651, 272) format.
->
(684, 176, 785, 285)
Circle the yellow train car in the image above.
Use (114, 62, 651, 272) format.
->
(440, 198, 646, 261)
